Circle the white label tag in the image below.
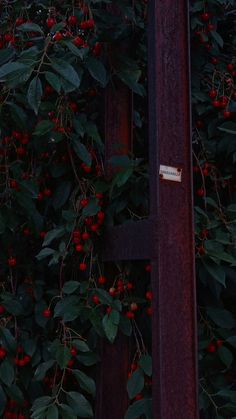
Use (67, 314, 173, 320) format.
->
(159, 165, 182, 182)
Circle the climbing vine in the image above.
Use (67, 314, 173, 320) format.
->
(191, 0, 236, 418)
(0, 1, 151, 418)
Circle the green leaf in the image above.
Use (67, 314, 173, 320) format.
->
(33, 120, 54, 136)
(227, 336, 236, 348)
(0, 48, 14, 66)
(63, 281, 80, 294)
(119, 315, 132, 336)
(86, 57, 107, 87)
(34, 360, 55, 381)
(52, 181, 72, 210)
(45, 72, 61, 93)
(127, 368, 145, 400)
(73, 340, 90, 352)
(56, 345, 71, 369)
(71, 138, 92, 167)
(46, 405, 58, 419)
(0, 384, 7, 415)
(43, 227, 65, 247)
(0, 328, 17, 351)
(52, 60, 81, 89)
(36, 248, 55, 260)
(211, 30, 224, 48)
(203, 261, 226, 287)
(102, 313, 118, 343)
(59, 404, 77, 419)
(124, 399, 152, 419)
(0, 359, 14, 387)
(73, 370, 96, 396)
(64, 41, 84, 59)
(207, 308, 236, 329)
(67, 392, 93, 418)
(138, 354, 152, 377)
(17, 22, 43, 34)
(0, 62, 28, 79)
(82, 199, 100, 217)
(27, 76, 43, 114)
(218, 346, 233, 368)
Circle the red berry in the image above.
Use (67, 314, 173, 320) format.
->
(207, 23, 214, 31)
(0, 305, 5, 314)
(81, 199, 89, 207)
(97, 211, 105, 221)
(23, 228, 30, 236)
(16, 17, 25, 26)
(24, 354, 31, 364)
(130, 302, 138, 312)
(196, 120, 204, 129)
(40, 231, 46, 239)
(146, 291, 153, 301)
(75, 244, 84, 252)
(219, 96, 228, 108)
(8, 257, 17, 267)
(106, 306, 112, 315)
(109, 287, 116, 296)
(216, 339, 223, 348)
(201, 12, 210, 22)
(145, 264, 152, 272)
(69, 102, 78, 112)
(45, 84, 54, 94)
(18, 359, 25, 367)
(91, 224, 99, 232)
(46, 17, 56, 28)
(10, 180, 18, 189)
(68, 15, 78, 25)
(146, 307, 153, 316)
(126, 311, 135, 319)
(0, 347, 7, 359)
(82, 232, 90, 241)
(37, 192, 43, 201)
(227, 63, 234, 71)
(93, 42, 102, 56)
(209, 89, 217, 99)
(93, 295, 100, 305)
(206, 342, 216, 353)
(211, 57, 218, 65)
(223, 111, 232, 119)
(67, 359, 75, 368)
(43, 308, 52, 318)
(44, 188, 52, 197)
(73, 36, 84, 47)
(98, 276, 106, 285)
(197, 187, 205, 197)
(79, 263, 87, 271)
(200, 229, 209, 239)
(127, 282, 134, 290)
(53, 32, 63, 41)
(131, 363, 137, 371)
(4, 34, 12, 42)
(135, 394, 143, 401)
(70, 347, 77, 357)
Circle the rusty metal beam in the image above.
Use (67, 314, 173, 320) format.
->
(149, 0, 199, 418)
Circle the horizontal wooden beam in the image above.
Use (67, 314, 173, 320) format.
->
(101, 219, 153, 261)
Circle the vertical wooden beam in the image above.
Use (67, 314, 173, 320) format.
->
(149, 1, 199, 418)
(96, 46, 133, 419)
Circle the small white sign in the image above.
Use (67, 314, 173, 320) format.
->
(159, 165, 182, 182)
